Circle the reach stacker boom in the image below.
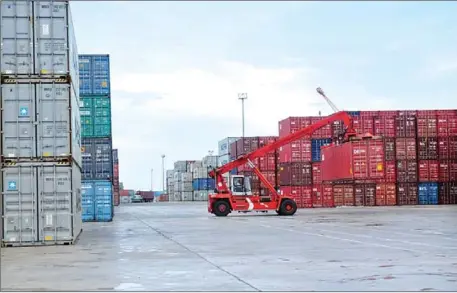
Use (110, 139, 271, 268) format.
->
(207, 110, 356, 217)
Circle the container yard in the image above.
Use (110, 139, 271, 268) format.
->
(1, 0, 457, 291)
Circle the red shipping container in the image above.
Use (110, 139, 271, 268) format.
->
(395, 113, 417, 138)
(396, 160, 418, 183)
(120, 190, 129, 197)
(352, 111, 378, 135)
(437, 116, 450, 137)
(302, 186, 313, 208)
(395, 138, 417, 160)
(384, 138, 396, 161)
(113, 191, 120, 206)
(375, 183, 397, 206)
(278, 162, 312, 186)
(312, 185, 334, 208)
(385, 161, 397, 183)
(258, 153, 277, 171)
(436, 110, 457, 116)
(374, 115, 396, 137)
(450, 160, 457, 182)
(438, 183, 457, 205)
(418, 160, 439, 182)
(417, 112, 438, 137)
(278, 139, 312, 163)
(312, 162, 322, 184)
(280, 186, 308, 208)
(230, 141, 237, 158)
(417, 137, 438, 160)
(397, 183, 418, 205)
(449, 117, 457, 136)
(310, 117, 332, 138)
(331, 120, 345, 138)
(333, 185, 355, 206)
(354, 184, 376, 206)
(321, 139, 385, 182)
(437, 136, 457, 160)
(439, 160, 449, 182)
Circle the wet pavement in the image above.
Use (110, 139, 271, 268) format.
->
(1, 202, 457, 291)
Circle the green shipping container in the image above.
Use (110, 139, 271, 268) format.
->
(80, 95, 112, 138)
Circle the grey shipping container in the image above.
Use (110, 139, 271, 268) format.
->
(1, 162, 82, 246)
(112, 149, 118, 163)
(1, 81, 82, 167)
(0, 0, 80, 93)
(81, 138, 113, 180)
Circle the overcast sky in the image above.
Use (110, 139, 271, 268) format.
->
(70, 1, 457, 190)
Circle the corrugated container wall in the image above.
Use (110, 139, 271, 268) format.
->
(78, 55, 110, 96)
(1, 81, 82, 167)
(218, 137, 239, 156)
(81, 138, 113, 180)
(1, 162, 82, 246)
(0, 1, 80, 89)
(81, 180, 113, 222)
(112, 149, 119, 206)
(80, 95, 112, 138)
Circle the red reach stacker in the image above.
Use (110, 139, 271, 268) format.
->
(207, 110, 357, 217)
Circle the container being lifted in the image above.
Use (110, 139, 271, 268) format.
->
(207, 110, 357, 217)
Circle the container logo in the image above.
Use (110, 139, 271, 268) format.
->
(7, 181, 17, 190)
(19, 107, 29, 117)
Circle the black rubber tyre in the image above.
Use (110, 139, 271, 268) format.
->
(278, 199, 297, 216)
(213, 200, 231, 217)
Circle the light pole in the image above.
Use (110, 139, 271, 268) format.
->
(150, 168, 153, 192)
(161, 154, 166, 192)
(238, 93, 248, 137)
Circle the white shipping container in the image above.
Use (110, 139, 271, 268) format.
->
(187, 161, 201, 172)
(174, 161, 187, 172)
(0, 1, 80, 94)
(180, 172, 192, 182)
(218, 154, 232, 167)
(1, 82, 82, 167)
(193, 190, 210, 201)
(120, 196, 130, 204)
(218, 137, 239, 156)
(173, 181, 180, 191)
(193, 167, 209, 179)
(202, 155, 218, 168)
(166, 170, 174, 180)
(173, 171, 181, 181)
(172, 192, 182, 201)
(1, 162, 82, 246)
(180, 182, 193, 192)
(181, 192, 193, 201)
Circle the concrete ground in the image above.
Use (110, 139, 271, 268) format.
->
(1, 203, 457, 291)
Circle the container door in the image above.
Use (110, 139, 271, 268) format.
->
(37, 164, 74, 242)
(81, 181, 95, 221)
(95, 181, 112, 221)
(2, 165, 38, 243)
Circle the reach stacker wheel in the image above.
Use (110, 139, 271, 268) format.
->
(213, 200, 231, 217)
(278, 199, 297, 216)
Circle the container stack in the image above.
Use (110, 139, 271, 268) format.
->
(171, 161, 198, 201)
(192, 155, 218, 201)
(0, 1, 83, 246)
(230, 137, 279, 196)
(166, 170, 175, 201)
(119, 189, 133, 204)
(218, 137, 239, 171)
(79, 54, 114, 221)
(277, 117, 333, 208)
(112, 149, 120, 206)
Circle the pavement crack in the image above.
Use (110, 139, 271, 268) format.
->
(132, 216, 262, 292)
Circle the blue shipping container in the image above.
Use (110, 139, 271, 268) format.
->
(346, 111, 361, 117)
(192, 178, 216, 190)
(418, 183, 439, 205)
(82, 137, 113, 180)
(79, 54, 111, 96)
(311, 138, 332, 162)
(81, 180, 113, 222)
(153, 191, 164, 197)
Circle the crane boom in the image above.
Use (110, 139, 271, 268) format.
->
(209, 110, 353, 179)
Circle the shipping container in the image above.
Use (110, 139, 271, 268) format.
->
(373, 114, 397, 137)
(192, 178, 215, 190)
(418, 183, 439, 205)
(312, 162, 321, 184)
(311, 138, 332, 162)
(437, 136, 457, 160)
(78, 55, 110, 95)
(113, 190, 120, 206)
(354, 184, 376, 206)
(1, 82, 82, 167)
(218, 137, 239, 156)
(80, 95, 112, 138)
(1, 162, 82, 246)
(310, 117, 332, 138)
(192, 190, 210, 201)
(395, 138, 417, 160)
(136, 191, 154, 202)
(258, 153, 277, 171)
(321, 138, 385, 182)
(417, 137, 438, 160)
(375, 183, 397, 206)
(417, 112, 438, 137)
(0, 1, 80, 92)
(81, 180, 113, 222)
(384, 138, 396, 161)
(438, 183, 457, 205)
(438, 160, 450, 182)
(333, 185, 355, 206)
(279, 139, 312, 163)
(278, 117, 312, 138)
(237, 170, 276, 196)
(397, 183, 418, 205)
(396, 160, 418, 183)
(278, 162, 311, 186)
(352, 111, 378, 135)
(385, 161, 397, 183)
(112, 149, 119, 163)
(418, 160, 439, 182)
(437, 114, 457, 137)
(202, 155, 218, 168)
(81, 138, 113, 180)
(449, 117, 457, 136)
(450, 160, 457, 182)
(280, 186, 312, 208)
(395, 112, 417, 138)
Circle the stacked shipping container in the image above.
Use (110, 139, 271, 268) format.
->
(112, 149, 120, 206)
(79, 54, 114, 221)
(0, 1, 83, 246)
(192, 156, 218, 201)
(170, 161, 198, 201)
